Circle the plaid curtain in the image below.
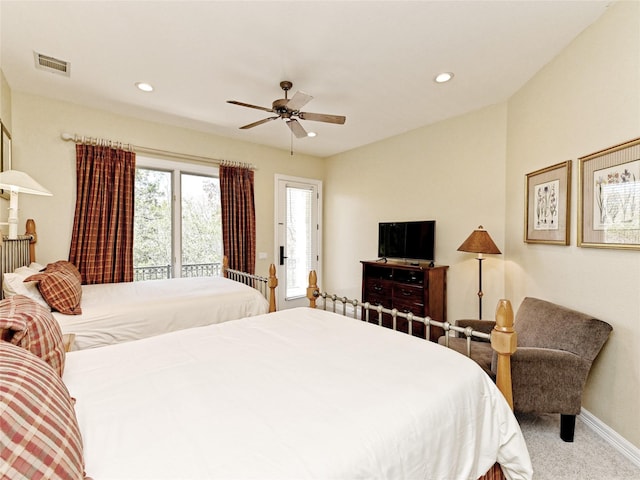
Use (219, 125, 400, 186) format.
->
(220, 164, 256, 274)
(69, 144, 135, 284)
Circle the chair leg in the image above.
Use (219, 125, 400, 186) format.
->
(560, 414, 576, 442)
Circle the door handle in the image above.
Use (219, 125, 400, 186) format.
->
(279, 246, 288, 266)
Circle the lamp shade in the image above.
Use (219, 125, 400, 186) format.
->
(0, 170, 52, 196)
(457, 225, 501, 255)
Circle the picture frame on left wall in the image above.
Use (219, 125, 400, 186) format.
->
(1, 122, 12, 200)
(525, 160, 572, 245)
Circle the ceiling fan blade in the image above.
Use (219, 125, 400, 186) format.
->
(286, 119, 308, 138)
(285, 91, 313, 111)
(298, 112, 346, 124)
(240, 116, 279, 130)
(227, 100, 273, 113)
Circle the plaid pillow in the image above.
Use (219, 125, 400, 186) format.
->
(25, 269, 83, 315)
(0, 295, 66, 376)
(0, 342, 86, 480)
(3, 271, 50, 309)
(45, 260, 83, 284)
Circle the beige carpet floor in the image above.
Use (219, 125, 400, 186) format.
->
(517, 413, 640, 479)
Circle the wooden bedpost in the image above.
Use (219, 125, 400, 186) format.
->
(267, 263, 277, 313)
(25, 219, 37, 263)
(306, 270, 318, 308)
(222, 255, 229, 278)
(491, 299, 517, 410)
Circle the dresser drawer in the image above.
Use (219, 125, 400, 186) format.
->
(364, 293, 391, 308)
(392, 284, 424, 305)
(392, 298, 423, 316)
(364, 278, 392, 298)
(387, 299, 426, 338)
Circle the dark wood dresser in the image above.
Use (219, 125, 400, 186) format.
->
(361, 260, 448, 341)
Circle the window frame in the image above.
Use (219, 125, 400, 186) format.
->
(135, 155, 219, 278)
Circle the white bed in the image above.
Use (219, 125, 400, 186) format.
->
(53, 275, 270, 350)
(63, 307, 533, 480)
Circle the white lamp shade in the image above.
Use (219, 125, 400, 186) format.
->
(0, 170, 52, 196)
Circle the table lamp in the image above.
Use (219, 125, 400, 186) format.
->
(0, 170, 52, 239)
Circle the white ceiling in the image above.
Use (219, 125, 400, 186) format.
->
(1, 1, 612, 158)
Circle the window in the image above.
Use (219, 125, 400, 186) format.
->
(133, 157, 221, 281)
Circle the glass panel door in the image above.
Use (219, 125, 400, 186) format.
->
(133, 168, 172, 280)
(181, 173, 222, 277)
(276, 175, 321, 309)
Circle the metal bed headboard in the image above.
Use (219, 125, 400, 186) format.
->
(0, 219, 38, 299)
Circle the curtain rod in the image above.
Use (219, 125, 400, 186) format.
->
(60, 132, 256, 169)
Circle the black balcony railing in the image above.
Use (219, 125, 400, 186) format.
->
(133, 262, 222, 281)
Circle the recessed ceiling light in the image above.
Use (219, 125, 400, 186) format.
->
(135, 82, 154, 92)
(307, 132, 317, 138)
(434, 72, 454, 84)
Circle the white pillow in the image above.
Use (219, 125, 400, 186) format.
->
(29, 262, 46, 272)
(15, 266, 39, 276)
(3, 272, 51, 310)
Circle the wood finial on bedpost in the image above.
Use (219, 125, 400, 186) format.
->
(222, 255, 229, 278)
(267, 263, 278, 313)
(491, 299, 517, 410)
(25, 219, 37, 263)
(306, 270, 318, 308)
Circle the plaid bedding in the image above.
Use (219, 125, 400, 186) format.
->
(0, 342, 85, 480)
(0, 295, 66, 376)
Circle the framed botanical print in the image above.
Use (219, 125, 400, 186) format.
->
(525, 160, 571, 245)
(578, 137, 640, 249)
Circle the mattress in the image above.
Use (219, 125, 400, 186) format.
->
(63, 307, 533, 480)
(53, 275, 269, 350)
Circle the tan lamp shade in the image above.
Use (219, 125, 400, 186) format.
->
(457, 225, 501, 255)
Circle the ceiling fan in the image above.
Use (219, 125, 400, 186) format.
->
(227, 81, 346, 138)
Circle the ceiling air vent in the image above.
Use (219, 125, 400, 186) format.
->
(34, 52, 70, 77)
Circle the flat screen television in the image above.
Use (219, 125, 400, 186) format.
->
(378, 220, 436, 263)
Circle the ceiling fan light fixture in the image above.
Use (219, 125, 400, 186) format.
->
(135, 82, 154, 92)
(307, 132, 317, 138)
(434, 72, 454, 84)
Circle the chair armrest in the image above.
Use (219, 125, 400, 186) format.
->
(455, 319, 495, 341)
(499, 347, 591, 414)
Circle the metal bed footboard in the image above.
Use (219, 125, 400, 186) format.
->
(225, 267, 270, 297)
(222, 257, 278, 313)
(312, 291, 491, 358)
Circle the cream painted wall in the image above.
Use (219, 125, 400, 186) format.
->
(0, 71, 11, 216)
(323, 103, 508, 322)
(10, 92, 324, 276)
(505, 1, 640, 447)
(1, 70, 11, 126)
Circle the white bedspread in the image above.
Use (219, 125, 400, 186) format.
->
(54, 276, 269, 350)
(64, 307, 532, 480)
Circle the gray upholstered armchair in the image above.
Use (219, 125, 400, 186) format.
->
(439, 297, 612, 442)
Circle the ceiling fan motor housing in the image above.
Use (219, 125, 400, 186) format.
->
(273, 98, 292, 117)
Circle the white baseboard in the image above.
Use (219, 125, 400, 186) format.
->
(579, 408, 640, 468)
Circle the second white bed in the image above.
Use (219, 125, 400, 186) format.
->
(54, 275, 269, 350)
(64, 307, 532, 480)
